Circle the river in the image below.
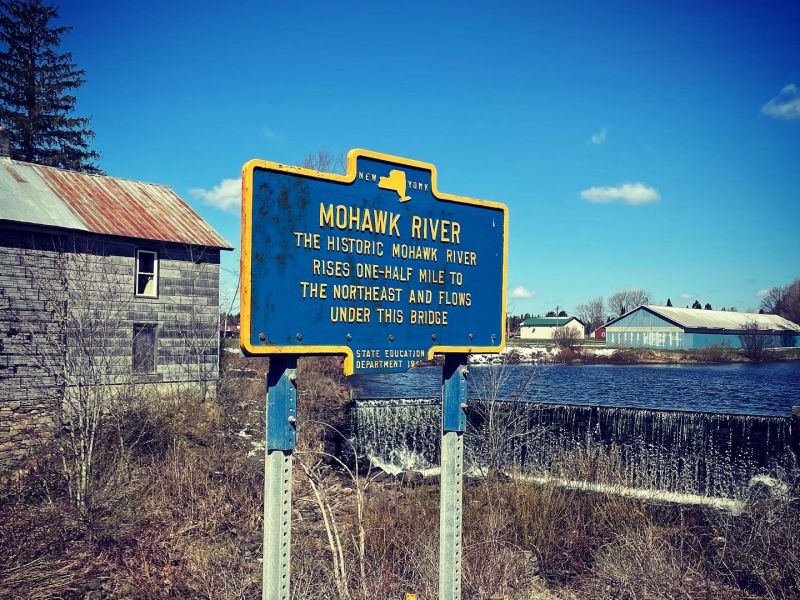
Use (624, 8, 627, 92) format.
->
(351, 361, 800, 417)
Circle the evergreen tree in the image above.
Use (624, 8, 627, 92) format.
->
(0, 0, 100, 172)
(692, 300, 702, 309)
(666, 298, 673, 307)
(704, 302, 712, 310)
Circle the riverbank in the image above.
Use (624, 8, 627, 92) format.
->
(2, 356, 799, 599)
(469, 345, 800, 366)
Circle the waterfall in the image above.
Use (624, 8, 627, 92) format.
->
(351, 399, 799, 499)
(352, 398, 441, 473)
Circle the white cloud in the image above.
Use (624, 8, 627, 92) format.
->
(756, 289, 770, 297)
(580, 183, 660, 205)
(510, 285, 535, 299)
(189, 178, 241, 214)
(761, 84, 800, 120)
(262, 126, 286, 140)
(680, 293, 693, 300)
(590, 128, 607, 145)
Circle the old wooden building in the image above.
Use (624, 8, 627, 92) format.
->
(0, 142, 232, 469)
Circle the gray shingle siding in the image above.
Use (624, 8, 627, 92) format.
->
(0, 224, 223, 470)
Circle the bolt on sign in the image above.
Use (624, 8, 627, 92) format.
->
(241, 148, 508, 374)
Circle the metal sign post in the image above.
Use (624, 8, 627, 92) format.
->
(439, 354, 468, 599)
(262, 356, 297, 600)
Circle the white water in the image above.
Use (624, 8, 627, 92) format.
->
(351, 399, 799, 500)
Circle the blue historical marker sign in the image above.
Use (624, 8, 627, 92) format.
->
(241, 149, 508, 375)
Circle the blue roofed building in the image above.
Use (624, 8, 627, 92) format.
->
(605, 305, 800, 350)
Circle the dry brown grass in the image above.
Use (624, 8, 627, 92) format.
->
(0, 500, 98, 600)
(0, 388, 265, 600)
(709, 495, 800, 597)
(2, 357, 799, 599)
(100, 440, 263, 599)
(692, 344, 736, 363)
(590, 526, 714, 599)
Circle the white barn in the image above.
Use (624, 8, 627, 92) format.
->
(519, 316, 585, 340)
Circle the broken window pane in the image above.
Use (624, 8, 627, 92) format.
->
(135, 250, 158, 296)
(133, 323, 156, 373)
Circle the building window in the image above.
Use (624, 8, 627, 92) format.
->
(135, 250, 158, 297)
(133, 324, 156, 374)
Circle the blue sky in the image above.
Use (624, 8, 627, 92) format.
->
(55, 0, 800, 315)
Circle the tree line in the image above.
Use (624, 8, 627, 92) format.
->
(510, 278, 800, 337)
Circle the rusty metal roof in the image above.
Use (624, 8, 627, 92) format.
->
(0, 158, 232, 249)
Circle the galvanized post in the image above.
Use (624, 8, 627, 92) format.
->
(439, 354, 468, 600)
(263, 356, 298, 600)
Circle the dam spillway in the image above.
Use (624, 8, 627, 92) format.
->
(351, 399, 800, 500)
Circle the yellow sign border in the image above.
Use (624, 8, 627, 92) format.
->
(241, 148, 509, 375)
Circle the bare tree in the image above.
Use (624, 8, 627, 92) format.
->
(782, 279, 800, 324)
(761, 278, 800, 325)
(301, 149, 346, 174)
(759, 286, 784, 315)
(608, 289, 650, 316)
(575, 296, 606, 334)
(552, 325, 582, 349)
(466, 362, 541, 477)
(738, 319, 771, 361)
(626, 289, 650, 308)
(296, 424, 378, 599)
(10, 238, 134, 514)
(608, 291, 628, 316)
(6, 237, 226, 513)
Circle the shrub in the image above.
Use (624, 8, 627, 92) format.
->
(502, 349, 523, 364)
(553, 346, 583, 363)
(609, 349, 640, 364)
(694, 343, 734, 363)
(553, 326, 582, 350)
(738, 320, 771, 362)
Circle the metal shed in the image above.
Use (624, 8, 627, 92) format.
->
(605, 305, 800, 350)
